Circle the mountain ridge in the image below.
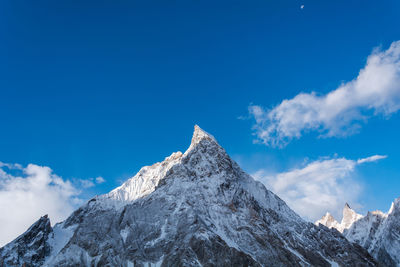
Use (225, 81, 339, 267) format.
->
(317, 198, 400, 266)
(1, 126, 378, 266)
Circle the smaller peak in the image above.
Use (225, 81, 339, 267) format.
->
(191, 125, 217, 146)
(388, 197, 400, 214)
(388, 202, 395, 215)
(316, 212, 339, 229)
(341, 202, 363, 230)
(30, 214, 50, 226)
(343, 203, 356, 217)
(36, 214, 51, 225)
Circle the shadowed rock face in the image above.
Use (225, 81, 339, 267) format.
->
(1, 126, 378, 266)
(0, 215, 52, 267)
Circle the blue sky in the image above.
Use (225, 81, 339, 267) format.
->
(1, 0, 400, 244)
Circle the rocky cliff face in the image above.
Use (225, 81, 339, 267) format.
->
(0, 215, 52, 267)
(1, 126, 377, 266)
(317, 199, 400, 266)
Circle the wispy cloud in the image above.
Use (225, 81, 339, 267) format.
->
(79, 179, 95, 188)
(78, 176, 106, 188)
(357, 154, 387, 164)
(95, 176, 106, 184)
(0, 162, 23, 170)
(0, 162, 105, 246)
(249, 41, 400, 147)
(253, 155, 387, 221)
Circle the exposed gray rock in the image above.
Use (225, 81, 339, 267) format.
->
(1, 126, 378, 266)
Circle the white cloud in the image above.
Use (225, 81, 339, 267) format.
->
(357, 154, 387, 164)
(78, 176, 106, 188)
(253, 155, 387, 221)
(0, 162, 23, 170)
(96, 176, 105, 184)
(0, 162, 82, 246)
(249, 41, 400, 147)
(79, 179, 95, 188)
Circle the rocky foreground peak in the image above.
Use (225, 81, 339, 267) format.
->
(0, 215, 52, 266)
(1, 126, 378, 266)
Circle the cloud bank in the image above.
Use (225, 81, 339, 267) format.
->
(253, 154, 386, 221)
(0, 162, 104, 246)
(250, 41, 400, 147)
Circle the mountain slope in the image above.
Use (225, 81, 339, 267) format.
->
(1, 126, 377, 266)
(317, 199, 400, 266)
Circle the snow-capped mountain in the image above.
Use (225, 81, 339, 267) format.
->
(316, 203, 363, 233)
(316, 199, 400, 266)
(1, 126, 377, 266)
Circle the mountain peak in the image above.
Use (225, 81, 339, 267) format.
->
(103, 125, 221, 204)
(316, 203, 363, 233)
(388, 197, 400, 215)
(190, 125, 216, 146)
(342, 203, 362, 230)
(315, 212, 339, 229)
(1, 127, 379, 267)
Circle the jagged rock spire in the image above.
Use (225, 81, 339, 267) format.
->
(341, 202, 362, 230)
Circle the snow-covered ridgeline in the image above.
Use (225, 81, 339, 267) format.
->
(317, 198, 400, 266)
(101, 125, 217, 205)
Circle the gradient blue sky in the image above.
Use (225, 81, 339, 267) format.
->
(1, 0, 400, 229)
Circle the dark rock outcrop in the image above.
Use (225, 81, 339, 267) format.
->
(0, 215, 52, 267)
